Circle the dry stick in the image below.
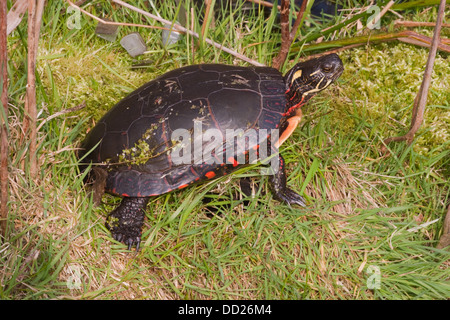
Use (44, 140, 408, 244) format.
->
(24, 0, 37, 177)
(382, 0, 446, 150)
(271, 0, 289, 70)
(394, 20, 450, 28)
(246, 0, 302, 17)
(24, 0, 44, 179)
(109, 0, 264, 66)
(271, 0, 308, 70)
(246, 0, 280, 10)
(289, 0, 308, 41)
(0, 0, 8, 236)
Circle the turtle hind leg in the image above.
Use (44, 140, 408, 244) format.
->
(269, 155, 306, 207)
(105, 197, 150, 251)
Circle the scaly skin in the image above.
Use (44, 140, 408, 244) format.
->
(105, 197, 149, 251)
(269, 154, 306, 207)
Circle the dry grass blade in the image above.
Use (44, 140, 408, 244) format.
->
(201, 0, 215, 39)
(321, 160, 381, 215)
(6, 0, 27, 36)
(36, 101, 86, 132)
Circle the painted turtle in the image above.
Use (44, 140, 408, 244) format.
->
(79, 53, 344, 250)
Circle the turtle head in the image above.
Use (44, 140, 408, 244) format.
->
(284, 53, 344, 113)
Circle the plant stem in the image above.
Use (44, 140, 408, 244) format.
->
(0, 0, 8, 236)
(382, 0, 447, 149)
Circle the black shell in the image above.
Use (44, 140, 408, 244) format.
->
(80, 64, 287, 196)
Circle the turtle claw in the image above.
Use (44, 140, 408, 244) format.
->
(127, 238, 133, 251)
(278, 188, 306, 207)
(135, 239, 141, 252)
(113, 233, 123, 243)
(110, 229, 142, 251)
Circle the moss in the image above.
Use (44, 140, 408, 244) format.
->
(117, 126, 162, 166)
(318, 42, 449, 158)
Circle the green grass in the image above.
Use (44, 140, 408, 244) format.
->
(1, 0, 449, 299)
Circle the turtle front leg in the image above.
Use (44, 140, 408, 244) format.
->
(269, 155, 306, 207)
(105, 197, 150, 251)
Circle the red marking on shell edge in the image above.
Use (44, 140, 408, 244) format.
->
(205, 171, 216, 179)
(122, 193, 130, 197)
(178, 184, 189, 189)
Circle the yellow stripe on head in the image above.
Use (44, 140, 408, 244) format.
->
(291, 69, 302, 84)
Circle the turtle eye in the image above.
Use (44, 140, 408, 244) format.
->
(322, 64, 333, 73)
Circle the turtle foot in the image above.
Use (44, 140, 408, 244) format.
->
(274, 188, 306, 207)
(268, 154, 306, 208)
(105, 197, 149, 251)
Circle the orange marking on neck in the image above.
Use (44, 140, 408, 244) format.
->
(275, 109, 303, 148)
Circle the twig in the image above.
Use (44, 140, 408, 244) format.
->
(271, 0, 289, 71)
(271, 0, 308, 70)
(24, 0, 44, 179)
(98, 0, 264, 66)
(289, 0, 308, 41)
(246, 0, 280, 10)
(394, 20, 450, 28)
(382, 0, 446, 151)
(0, 0, 8, 236)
